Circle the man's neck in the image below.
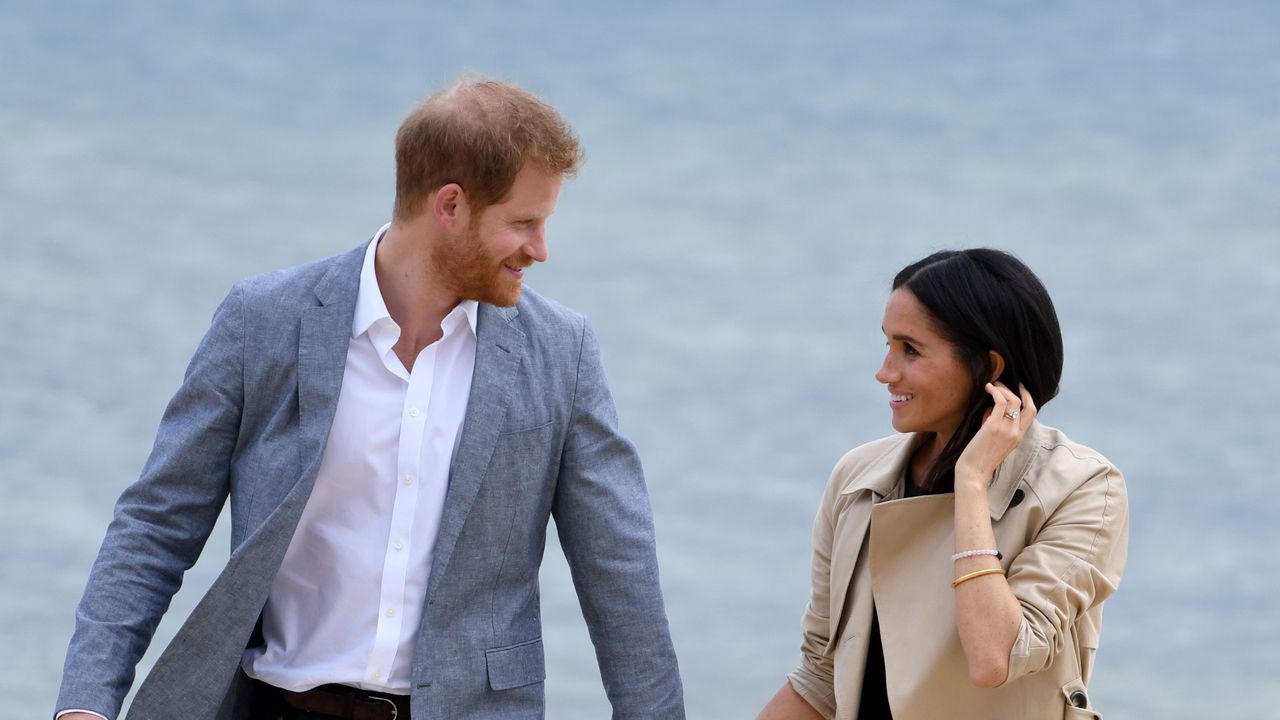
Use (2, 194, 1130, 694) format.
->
(376, 222, 462, 371)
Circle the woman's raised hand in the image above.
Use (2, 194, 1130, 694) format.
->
(955, 382, 1037, 488)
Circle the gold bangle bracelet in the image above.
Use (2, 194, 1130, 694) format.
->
(952, 567, 1006, 588)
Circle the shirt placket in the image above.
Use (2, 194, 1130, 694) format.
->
(363, 341, 438, 686)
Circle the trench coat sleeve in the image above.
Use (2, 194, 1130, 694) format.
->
(785, 464, 841, 719)
(1004, 453, 1129, 684)
(56, 285, 246, 719)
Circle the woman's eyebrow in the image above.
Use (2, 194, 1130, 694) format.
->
(886, 330, 928, 346)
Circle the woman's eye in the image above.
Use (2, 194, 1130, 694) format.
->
(904, 343, 919, 356)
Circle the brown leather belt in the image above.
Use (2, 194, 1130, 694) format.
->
(279, 683, 411, 720)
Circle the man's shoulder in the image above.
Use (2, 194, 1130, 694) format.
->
(512, 286, 587, 335)
(229, 243, 365, 308)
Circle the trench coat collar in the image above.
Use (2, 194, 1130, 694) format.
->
(839, 421, 1047, 520)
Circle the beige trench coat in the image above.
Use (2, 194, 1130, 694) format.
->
(788, 422, 1128, 720)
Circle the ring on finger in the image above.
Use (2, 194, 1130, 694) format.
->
(1004, 409, 1020, 421)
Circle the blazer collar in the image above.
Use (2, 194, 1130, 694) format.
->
(839, 422, 1047, 520)
(483, 301, 520, 327)
(313, 240, 367, 307)
(297, 243, 366, 472)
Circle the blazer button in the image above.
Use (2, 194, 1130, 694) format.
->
(1069, 690, 1088, 708)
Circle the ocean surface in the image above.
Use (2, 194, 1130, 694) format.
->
(3, 1, 1278, 718)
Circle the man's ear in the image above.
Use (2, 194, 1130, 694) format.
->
(987, 350, 1006, 383)
(432, 183, 469, 228)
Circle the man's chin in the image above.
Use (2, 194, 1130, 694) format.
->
(472, 283, 522, 308)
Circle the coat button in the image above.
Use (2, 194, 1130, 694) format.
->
(1009, 488, 1026, 507)
(1069, 690, 1088, 708)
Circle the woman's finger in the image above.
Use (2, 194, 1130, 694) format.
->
(1018, 383, 1038, 430)
(984, 383, 1008, 414)
(991, 381, 1022, 409)
(988, 382, 1022, 423)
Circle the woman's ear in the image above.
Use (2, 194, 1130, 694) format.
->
(987, 350, 1006, 383)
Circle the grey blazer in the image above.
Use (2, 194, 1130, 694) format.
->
(56, 242, 684, 720)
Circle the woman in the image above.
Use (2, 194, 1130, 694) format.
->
(758, 249, 1128, 720)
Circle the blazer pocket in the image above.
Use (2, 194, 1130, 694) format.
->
(499, 418, 553, 436)
(486, 637, 546, 691)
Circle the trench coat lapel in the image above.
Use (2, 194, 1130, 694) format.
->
(868, 492, 960, 715)
(826, 436, 915, 652)
(425, 302, 525, 601)
(824, 424, 1045, 650)
(988, 421, 1046, 520)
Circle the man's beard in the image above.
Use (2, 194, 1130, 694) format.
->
(433, 222, 529, 307)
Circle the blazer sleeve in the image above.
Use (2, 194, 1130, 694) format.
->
(550, 318, 685, 719)
(56, 284, 246, 720)
(1003, 453, 1129, 684)
(785, 463, 840, 720)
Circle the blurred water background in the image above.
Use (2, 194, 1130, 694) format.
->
(3, 1, 1278, 718)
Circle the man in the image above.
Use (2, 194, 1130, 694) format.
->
(56, 79, 684, 720)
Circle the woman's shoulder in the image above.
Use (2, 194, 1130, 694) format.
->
(1022, 422, 1127, 503)
(1029, 423, 1120, 472)
(826, 433, 913, 493)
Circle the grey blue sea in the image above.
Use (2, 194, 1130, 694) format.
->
(3, 1, 1278, 718)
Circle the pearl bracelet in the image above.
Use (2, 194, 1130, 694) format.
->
(952, 548, 1002, 561)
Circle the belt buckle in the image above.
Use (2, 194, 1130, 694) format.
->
(367, 694, 399, 720)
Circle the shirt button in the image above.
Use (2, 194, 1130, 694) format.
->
(394, 540, 404, 551)
(371, 670, 382, 680)
(386, 608, 396, 618)
(403, 474, 414, 485)
(409, 407, 420, 418)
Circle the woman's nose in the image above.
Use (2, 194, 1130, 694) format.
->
(875, 357, 894, 384)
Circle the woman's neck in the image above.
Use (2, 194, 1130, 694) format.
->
(908, 431, 947, 491)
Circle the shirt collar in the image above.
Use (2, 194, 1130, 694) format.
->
(352, 223, 480, 340)
(442, 296, 480, 338)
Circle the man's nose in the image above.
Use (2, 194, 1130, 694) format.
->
(524, 228, 549, 263)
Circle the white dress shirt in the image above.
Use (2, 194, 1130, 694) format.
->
(243, 224, 478, 693)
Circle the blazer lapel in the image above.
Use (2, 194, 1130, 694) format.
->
(296, 245, 364, 480)
(129, 243, 364, 718)
(425, 302, 525, 601)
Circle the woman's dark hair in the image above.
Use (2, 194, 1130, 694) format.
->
(892, 249, 1064, 493)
